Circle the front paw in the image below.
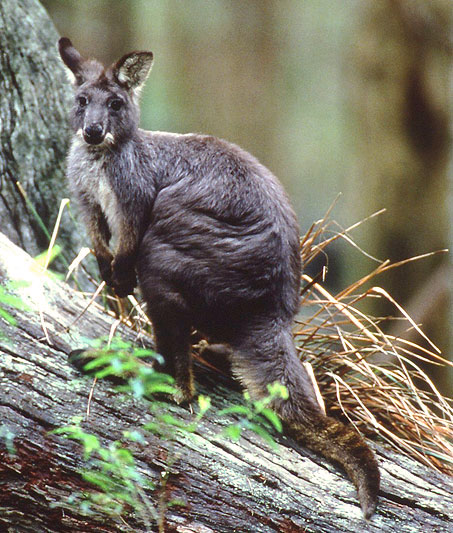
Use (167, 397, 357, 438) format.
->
(113, 277, 137, 298)
(96, 254, 114, 286)
(111, 259, 137, 297)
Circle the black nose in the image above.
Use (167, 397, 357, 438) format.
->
(84, 123, 104, 145)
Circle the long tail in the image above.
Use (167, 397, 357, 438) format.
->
(230, 325, 380, 518)
(286, 414, 380, 519)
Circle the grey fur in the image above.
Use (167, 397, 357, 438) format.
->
(59, 38, 380, 518)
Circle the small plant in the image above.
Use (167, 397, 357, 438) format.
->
(145, 394, 212, 439)
(54, 337, 289, 530)
(219, 382, 288, 449)
(76, 336, 177, 399)
(0, 281, 29, 328)
(0, 281, 30, 347)
(52, 418, 158, 530)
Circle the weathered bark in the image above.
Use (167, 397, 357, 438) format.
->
(0, 0, 84, 264)
(0, 232, 452, 533)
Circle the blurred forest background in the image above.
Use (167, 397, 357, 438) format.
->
(40, 0, 452, 393)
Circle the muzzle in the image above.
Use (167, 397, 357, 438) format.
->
(83, 123, 105, 145)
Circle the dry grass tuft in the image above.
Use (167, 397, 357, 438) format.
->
(296, 209, 453, 475)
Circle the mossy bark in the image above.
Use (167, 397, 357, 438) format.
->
(0, 0, 84, 264)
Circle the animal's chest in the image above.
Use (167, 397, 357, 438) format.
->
(72, 153, 122, 241)
(96, 172, 120, 236)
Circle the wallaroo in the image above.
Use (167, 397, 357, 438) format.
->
(59, 37, 380, 518)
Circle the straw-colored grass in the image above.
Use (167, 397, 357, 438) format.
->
(296, 210, 453, 476)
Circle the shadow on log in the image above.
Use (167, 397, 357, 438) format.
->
(0, 232, 452, 532)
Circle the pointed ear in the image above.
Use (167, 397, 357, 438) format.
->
(58, 37, 85, 85)
(113, 51, 154, 92)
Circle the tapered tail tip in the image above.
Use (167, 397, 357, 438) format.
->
(362, 499, 377, 520)
(358, 464, 380, 519)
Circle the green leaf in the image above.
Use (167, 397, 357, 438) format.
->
(168, 498, 187, 508)
(260, 408, 282, 432)
(51, 425, 80, 437)
(114, 448, 134, 465)
(198, 395, 211, 415)
(267, 381, 289, 400)
(143, 421, 167, 436)
(81, 354, 116, 371)
(218, 405, 250, 417)
(132, 347, 160, 359)
(129, 378, 145, 398)
(143, 371, 174, 384)
(144, 383, 177, 396)
(34, 244, 62, 267)
(94, 362, 129, 379)
(0, 292, 26, 309)
(223, 424, 242, 441)
(98, 448, 110, 461)
(82, 471, 112, 491)
(158, 414, 191, 430)
(0, 307, 16, 326)
(248, 423, 277, 449)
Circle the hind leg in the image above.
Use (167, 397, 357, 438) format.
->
(228, 322, 322, 420)
(142, 278, 194, 403)
(153, 315, 194, 403)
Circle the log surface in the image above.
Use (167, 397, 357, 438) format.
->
(0, 232, 452, 533)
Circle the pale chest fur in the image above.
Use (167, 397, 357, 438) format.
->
(97, 172, 121, 241)
(68, 138, 123, 244)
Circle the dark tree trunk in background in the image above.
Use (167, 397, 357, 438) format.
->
(1, 231, 452, 532)
(0, 0, 84, 265)
(347, 0, 452, 391)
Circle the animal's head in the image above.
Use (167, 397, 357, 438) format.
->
(58, 38, 153, 147)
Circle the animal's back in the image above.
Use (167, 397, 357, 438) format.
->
(137, 132, 301, 336)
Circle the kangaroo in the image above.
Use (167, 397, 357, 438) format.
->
(59, 37, 380, 518)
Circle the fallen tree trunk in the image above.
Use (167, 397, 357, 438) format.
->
(0, 232, 452, 533)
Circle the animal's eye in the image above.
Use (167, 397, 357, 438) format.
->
(109, 98, 124, 111)
(77, 95, 88, 107)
